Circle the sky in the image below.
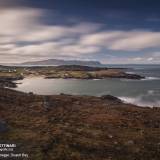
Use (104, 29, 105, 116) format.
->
(1, 0, 160, 64)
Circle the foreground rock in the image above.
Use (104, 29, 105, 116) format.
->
(0, 120, 8, 133)
(101, 95, 122, 103)
(0, 88, 159, 160)
(0, 75, 23, 88)
(0, 79, 17, 88)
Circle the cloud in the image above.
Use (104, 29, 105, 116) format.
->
(80, 31, 160, 51)
(101, 54, 160, 64)
(0, 7, 102, 62)
(0, 0, 21, 7)
(0, 8, 101, 42)
(115, 52, 160, 64)
(1, 7, 160, 64)
(109, 31, 160, 51)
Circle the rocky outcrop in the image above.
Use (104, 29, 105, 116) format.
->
(0, 75, 23, 88)
(0, 120, 8, 133)
(101, 95, 122, 103)
(123, 73, 145, 80)
(0, 79, 17, 88)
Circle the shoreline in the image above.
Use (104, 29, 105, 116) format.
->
(11, 75, 160, 108)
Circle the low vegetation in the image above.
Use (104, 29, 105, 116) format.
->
(0, 88, 159, 160)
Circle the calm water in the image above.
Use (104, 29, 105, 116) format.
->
(14, 64, 160, 107)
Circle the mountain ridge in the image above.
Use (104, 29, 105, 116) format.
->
(19, 59, 102, 66)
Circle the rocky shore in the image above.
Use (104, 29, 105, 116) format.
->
(0, 88, 159, 160)
(0, 76, 23, 88)
(0, 79, 16, 88)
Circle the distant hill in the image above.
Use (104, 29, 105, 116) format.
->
(19, 59, 102, 66)
(54, 65, 108, 71)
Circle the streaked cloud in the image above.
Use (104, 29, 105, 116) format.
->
(1, 7, 160, 64)
(80, 31, 160, 51)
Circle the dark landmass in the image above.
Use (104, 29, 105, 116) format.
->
(54, 65, 107, 71)
(0, 75, 23, 88)
(15, 59, 102, 66)
(0, 88, 159, 160)
(0, 65, 144, 81)
(0, 79, 17, 88)
(43, 65, 144, 80)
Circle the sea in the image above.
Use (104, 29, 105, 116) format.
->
(13, 64, 160, 107)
